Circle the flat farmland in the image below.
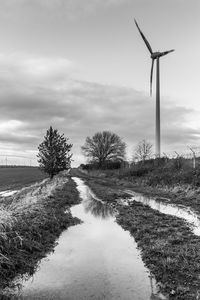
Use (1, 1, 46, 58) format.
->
(0, 167, 47, 191)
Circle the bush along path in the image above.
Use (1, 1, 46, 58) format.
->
(0, 172, 81, 291)
(82, 175, 200, 300)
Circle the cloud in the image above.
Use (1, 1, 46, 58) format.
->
(0, 0, 131, 19)
(0, 52, 198, 165)
(0, 53, 72, 82)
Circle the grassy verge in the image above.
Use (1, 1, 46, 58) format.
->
(83, 179, 130, 203)
(74, 168, 200, 215)
(117, 203, 200, 300)
(0, 173, 81, 291)
(81, 174, 200, 300)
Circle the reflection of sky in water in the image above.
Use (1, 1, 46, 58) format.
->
(6, 177, 166, 300)
(0, 190, 18, 197)
(125, 190, 200, 236)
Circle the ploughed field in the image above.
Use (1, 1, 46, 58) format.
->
(0, 167, 47, 191)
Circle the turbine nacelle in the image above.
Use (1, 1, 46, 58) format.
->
(151, 50, 175, 59)
(151, 52, 161, 59)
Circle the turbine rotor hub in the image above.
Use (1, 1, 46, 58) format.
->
(151, 52, 161, 59)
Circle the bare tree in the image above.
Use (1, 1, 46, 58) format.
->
(134, 140, 152, 163)
(81, 131, 126, 168)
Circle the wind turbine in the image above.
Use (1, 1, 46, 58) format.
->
(134, 19, 174, 158)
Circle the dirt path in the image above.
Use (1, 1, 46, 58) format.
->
(71, 169, 200, 215)
(11, 177, 163, 300)
(72, 170, 200, 300)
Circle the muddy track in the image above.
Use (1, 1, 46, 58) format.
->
(75, 171, 200, 300)
(71, 169, 200, 215)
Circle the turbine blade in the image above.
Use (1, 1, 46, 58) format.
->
(150, 59, 154, 96)
(160, 49, 175, 57)
(134, 19, 153, 54)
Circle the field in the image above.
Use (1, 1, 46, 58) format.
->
(0, 167, 47, 191)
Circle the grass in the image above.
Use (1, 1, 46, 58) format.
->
(117, 203, 200, 300)
(0, 167, 47, 192)
(80, 173, 200, 300)
(75, 167, 200, 216)
(0, 172, 81, 292)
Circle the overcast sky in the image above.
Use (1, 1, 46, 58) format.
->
(0, 0, 200, 166)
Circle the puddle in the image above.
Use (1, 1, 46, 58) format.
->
(125, 190, 200, 236)
(4, 177, 166, 300)
(0, 190, 18, 197)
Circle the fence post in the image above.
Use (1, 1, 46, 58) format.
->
(188, 147, 196, 169)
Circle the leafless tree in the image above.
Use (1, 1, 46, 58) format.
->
(134, 140, 152, 163)
(81, 131, 126, 167)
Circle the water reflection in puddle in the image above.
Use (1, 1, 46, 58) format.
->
(79, 182, 117, 219)
(125, 190, 200, 236)
(6, 177, 166, 300)
(0, 190, 18, 197)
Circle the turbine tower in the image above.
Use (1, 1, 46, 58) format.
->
(134, 19, 174, 158)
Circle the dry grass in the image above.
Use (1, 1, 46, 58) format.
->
(0, 171, 81, 291)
